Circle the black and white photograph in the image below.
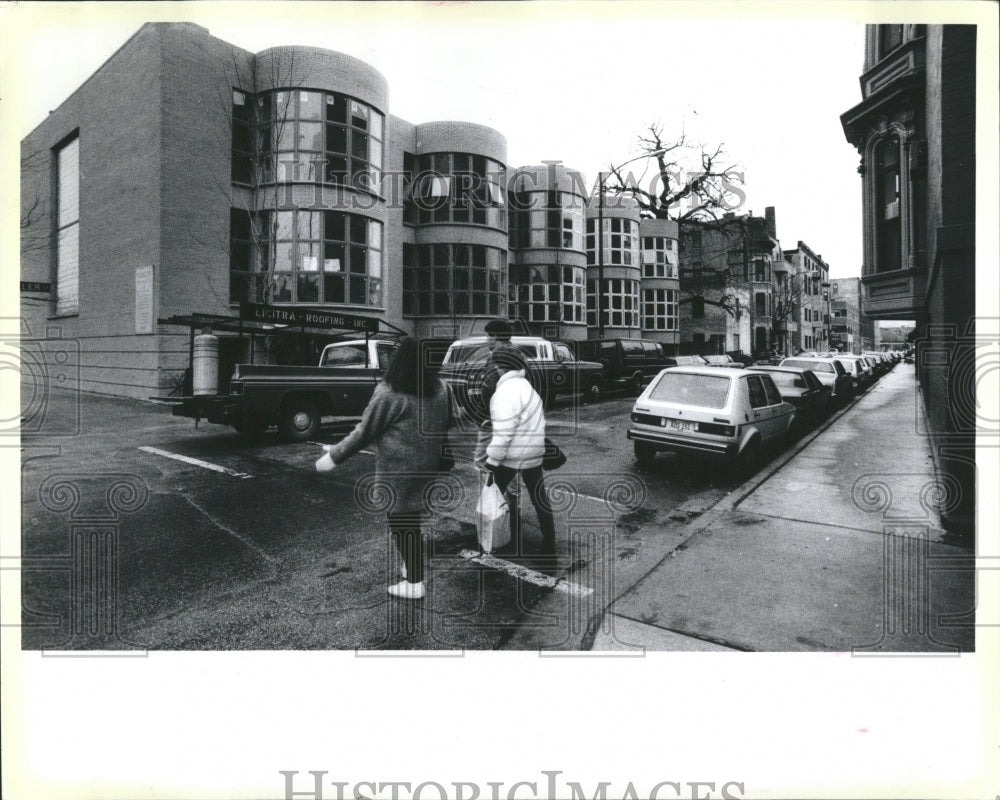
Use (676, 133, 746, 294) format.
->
(3, 1, 998, 798)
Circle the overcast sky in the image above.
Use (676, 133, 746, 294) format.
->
(0, 2, 986, 284)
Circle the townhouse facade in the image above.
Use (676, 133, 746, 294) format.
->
(782, 242, 831, 354)
(841, 23, 977, 534)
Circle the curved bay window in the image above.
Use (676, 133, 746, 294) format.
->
(874, 137, 902, 273)
(642, 288, 678, 332)
(587, 217, 638, 266)
(258, 89, 384, 188)
(402, 242, 506, 317)
(641, 236, 678, 278)
(411, 153, 506, 228)
(509, 190, 584, 251)
(587, 278, 640, 328)
(249, 209, 382, 306)
(509, 264, 585, 324)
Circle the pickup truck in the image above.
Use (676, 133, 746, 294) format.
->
(166, 337, 400, 441)
(437, 334, 604, 419)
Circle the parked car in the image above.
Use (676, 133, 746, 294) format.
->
(726, 350, 753, 367)
(835, 354, 874, 391)
(576, 338, 674, 395)
(779, 356, 855, 405)
(752, 348, 783, 366)
(438, 335, 604, 416)
(627, 366, 796, 475)
(747, 366, 831, 428)
(704, 354, 744, 369)
(671, 354, 710, 366)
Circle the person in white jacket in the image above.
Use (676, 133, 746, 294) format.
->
(483, 348, 556, 560)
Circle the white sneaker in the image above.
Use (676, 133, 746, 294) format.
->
(387, 580, 425, 600)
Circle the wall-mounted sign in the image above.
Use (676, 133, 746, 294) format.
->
(20, 281, 51, 293)
(135, 265, 154, 334)
(239, 303, 378, 333)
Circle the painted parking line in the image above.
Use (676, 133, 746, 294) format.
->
(459, 549, 594, 597)
(138, 446, 254, 479)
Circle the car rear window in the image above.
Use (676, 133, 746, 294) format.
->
(648, 372, 732, 408)
(447, 342, 537, 364)
(762, 371, 796, 387)
(784, 359, 833, 373)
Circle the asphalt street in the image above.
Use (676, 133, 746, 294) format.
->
(19, 386, 750, 650)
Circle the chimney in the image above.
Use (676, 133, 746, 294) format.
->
(764, 206, 776, 239)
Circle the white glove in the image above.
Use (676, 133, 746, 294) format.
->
(315, 446, 335, 473)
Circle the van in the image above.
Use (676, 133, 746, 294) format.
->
(577, 338, 674, 394)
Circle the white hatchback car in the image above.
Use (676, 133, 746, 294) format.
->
(628, 366, 796, 474)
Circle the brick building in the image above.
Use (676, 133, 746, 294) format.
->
(21, 22, 687, 396)
(841, 24, 977, 534)
(828, 277, 874, 354)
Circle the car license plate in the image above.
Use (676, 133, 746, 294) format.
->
(667, 418, 693, 432)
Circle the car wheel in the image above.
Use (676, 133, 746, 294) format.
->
(278, 398, 321, 442)
(630, 374, 645, 396)
(634, 440, 657, 467)
(733, 438, 761, 480)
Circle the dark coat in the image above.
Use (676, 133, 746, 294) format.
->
(327, 380, 452, 516)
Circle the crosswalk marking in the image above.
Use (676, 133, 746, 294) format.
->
(138, 446, 254, 479)
(459, 549, 594, 597)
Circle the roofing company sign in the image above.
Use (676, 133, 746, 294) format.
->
(238, 303, 378, 334)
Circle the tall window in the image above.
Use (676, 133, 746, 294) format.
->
(232, 90, 253, 184)
(878, 25, 904, 58)
(229, 208, 254, 303)
(641, 236, 678, 278)
(875, 138, 902, 272)
(402, 243, 507, 317)
(55, 135, 79, 316)
(261, 210, 382, 306)
(642, 288, 678, 331)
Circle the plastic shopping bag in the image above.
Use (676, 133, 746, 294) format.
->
(476, 480, 511, 553)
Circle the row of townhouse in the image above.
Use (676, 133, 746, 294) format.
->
(20, 22, 864, 401)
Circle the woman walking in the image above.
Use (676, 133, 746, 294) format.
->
(316, 337, 451, 600)
(483, 347, 557, 561)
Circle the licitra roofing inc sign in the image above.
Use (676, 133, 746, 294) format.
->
(238, 303, 379, 334)
(20, 282, 52, 293)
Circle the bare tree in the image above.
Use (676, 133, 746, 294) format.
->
(605, 124, 746, 224)
(604, 125, 763, 342)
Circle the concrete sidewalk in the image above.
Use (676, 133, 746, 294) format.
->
(586, 363, 976, 652)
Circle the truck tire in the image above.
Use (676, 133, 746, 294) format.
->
(278, 398, 321, 442)
(630, 373, 645, 396)
(233, 409, 268, 442)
